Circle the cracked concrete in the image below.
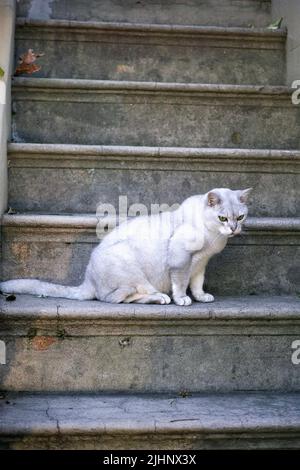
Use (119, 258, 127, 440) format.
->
(1, 295, 300, 393)
(2, 392, 300, 449)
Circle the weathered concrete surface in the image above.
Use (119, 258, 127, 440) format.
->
(15, 20, 286, 85)
(0, 295, 300, 393)
(1, 392, 300, 449)
(7, 144, 300, 216)
(16, 0, 272, 27)
(272, 0, 300, 85)
(12, 79, 300, 149)
(1, 215, 299, 295)
(2, 294, 300, 335)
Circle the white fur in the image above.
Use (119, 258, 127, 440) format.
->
(0, 188, 251, 306)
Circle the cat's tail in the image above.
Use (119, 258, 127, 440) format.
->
(0, 278, 96, 300)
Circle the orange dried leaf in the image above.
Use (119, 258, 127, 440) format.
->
(15, 63, 41, 75)
(19, 49, 44, 64)
(15, 49, 44, 76)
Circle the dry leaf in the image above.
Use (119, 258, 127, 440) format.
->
(267, 17, 283, 30)
(179, 390, 190, 398)
(15, 63, 41, 75)
(7, 207, 16, 214)
(5, 294, 16, 302)
(20, 49, 44, 65)
(15, 49, 44, 76)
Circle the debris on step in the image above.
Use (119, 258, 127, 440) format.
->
(15, 49, 44, 75)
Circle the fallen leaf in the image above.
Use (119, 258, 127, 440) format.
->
(179, 390, 190, 398)
(5, 294, 16, 302)
(267, 17, 283, 30)
(0, 67, 4, 78)
(231, 131, 242, 145)
(19, 49, 44, 65)
(15, 49, 44, 76)
(15, 63, 41, 75)
(7, 207, 16, 214)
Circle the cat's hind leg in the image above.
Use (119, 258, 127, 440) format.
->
(103, 286, 137, 303)
(103, 285, 171, 305)
(124, 283, 171, 304)
(125, 292, 171, 305)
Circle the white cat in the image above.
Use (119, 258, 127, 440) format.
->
(0, 188, 252, 306)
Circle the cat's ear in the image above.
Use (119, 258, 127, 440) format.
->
(207, 191, 221, 207)
(239, 188, 253, 204)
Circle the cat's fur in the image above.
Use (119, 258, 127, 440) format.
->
(0, 188, 252, 306)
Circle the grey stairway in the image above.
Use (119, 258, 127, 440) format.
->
(1, 0, 300, 449)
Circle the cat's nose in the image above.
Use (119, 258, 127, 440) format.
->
(229, 222, 237, 232)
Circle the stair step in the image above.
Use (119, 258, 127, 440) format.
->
(7, 143, 300, 216)
(12, 79, 300, 149)
(1, 295, 300, 392)
(1, 214, 299, 295)
(1, 392, 300, 449)
(15, 19, 286, 85)
(16, 0, 272, 28)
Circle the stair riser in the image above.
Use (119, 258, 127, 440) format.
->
(1, 226, 299, 295)
(12, 88, 300, 149)
(1, 333, 300, 392)
(17, 0, 271, 27)
(8, 161, 299, 217)
(15, 29, 285, 85)
(3, 434, 300, 450)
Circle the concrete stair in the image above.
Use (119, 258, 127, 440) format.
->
(15, 19, 286, 85)
(16, 0, 272, 27)
(1, 0, 300, 449)
(12, 79, 300, 148)
(1, 392, 300, 450)
(1, 294, 300, 393)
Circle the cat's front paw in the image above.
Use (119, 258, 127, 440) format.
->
(194, 293, 215, 303)
(173, 295, 192, 306)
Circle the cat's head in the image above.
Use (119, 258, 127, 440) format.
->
(204, 187, 252, 237)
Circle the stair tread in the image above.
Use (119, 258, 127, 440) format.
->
(1, 391, 300, 435)
(13, 77, 291, 95)
(9, 142, 300, 158)
(1, 294, 299, 320)
(2, 213, 300, 230)
(16, 17, 287, 39)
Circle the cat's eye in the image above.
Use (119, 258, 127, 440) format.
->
(237, 215, 244, 221)
(218, 216, 228, 222)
